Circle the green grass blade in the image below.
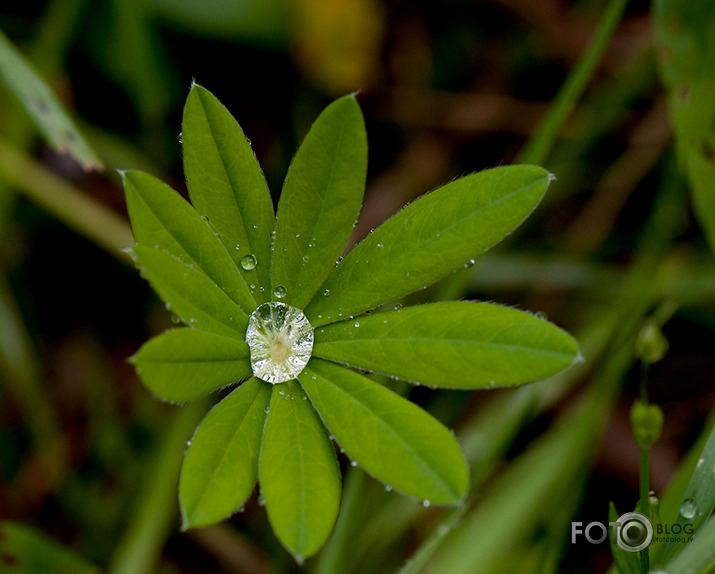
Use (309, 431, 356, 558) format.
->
(313, 302, 580, 389)
(516, 0, 628, 165)
(0, 28, 102, 171)
(0, 136, 132, 261)
(258, 381, 341, 563)
(654, 0, 715, 254)
(131, 245, 248, 337)
(179, 378, 270, 528)
(661, 516, 715, 574)
(131, 329, 251, 403)
(0, 521, 100, 574)
(300, 359, 468, 504)
(123, 170, 257, 313)
(662, 421, 715, 562)
(271, 95, 366, 309)
(182, 83, 274, 296)
(305, 165, 551, 326)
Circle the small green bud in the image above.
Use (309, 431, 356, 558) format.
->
(635, 323, 668, 364)
(630, 400, 664, 449)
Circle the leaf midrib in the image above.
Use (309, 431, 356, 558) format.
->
(307, 366, 460, 499)
(282, 108, 353, 301)
(134, 183, 254, 312)
(314, 337, 574, 360)
(318, 175, 545, 314)
(187, 382, 266, 521)
(196, 91, 263, 302)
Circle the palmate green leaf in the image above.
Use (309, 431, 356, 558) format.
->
(313, 302, 580, 389)
(0, 521, 100, 574)
(179, 378, 270, 528)
(131, 329, 251, 402)
(259, 380, 341, 563)
(272, 95, 367, 309)
(0, 30, 102, 171)
(131, 245, 248, 337)
(305, 165, 552, 326)
(299, 359, 468, 504)
(654, 0, 715, 254)
(182, 83, 274, 296)
(123, 170, 256, 313)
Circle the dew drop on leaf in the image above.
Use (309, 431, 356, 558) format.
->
(384, 485, 392, 492)
(273, 285, 287, 299)
(240, 254, 257, 270)
(350, 461, 358, 467)
(376, 241, 383, 248)
(679, 499, 697, 519)
(246, 302, 314, 384)
(323, 289, 331, 296)
(354, 321, 360, 327)
(422, 500, 431, 508)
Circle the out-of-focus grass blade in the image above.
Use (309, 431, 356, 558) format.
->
(661, 421, 715, 563)
(654, 0, 715, 254)
(0, 28, 102, 171)
(0, 521, 100, 574)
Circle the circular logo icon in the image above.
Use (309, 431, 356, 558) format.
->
(616, 512, 653, 553)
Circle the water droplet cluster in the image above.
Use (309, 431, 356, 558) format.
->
(246, 302, 314, 384)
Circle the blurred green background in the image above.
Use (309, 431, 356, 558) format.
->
(1, 1, 714, 573)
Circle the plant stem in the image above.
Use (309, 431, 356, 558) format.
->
(0, 136, 133, 261)
(639, 445, 650, 574)
(517, 0, 629, 165)
(108, 401, 205, 574)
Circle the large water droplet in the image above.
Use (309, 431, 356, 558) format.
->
(679, 499, 697, 519)
(273, 285, 287, 299)
(246, 302, 314, 384)
(240, 254, 257, 270)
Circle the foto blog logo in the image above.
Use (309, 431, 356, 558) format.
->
(572, 512, 653, 553)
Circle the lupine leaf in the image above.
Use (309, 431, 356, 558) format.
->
(259, 380, 341, 563)
(123, 170, 256, 313)
(313, 302, 580, 388)
(131, 245, 248, 337)
(182, 83, 274, 297)
(271, 95, 367, 309)
(131, 329, 252, 402)
(179, 378, 270, 528)
(299, 359, 468, 504)
(305, 165, 552, 326)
